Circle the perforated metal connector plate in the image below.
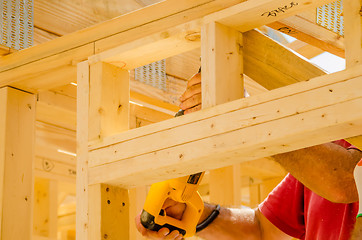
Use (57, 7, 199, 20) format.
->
(1, 0, 33, 50)
(135, 60, 167, 91)
(317, 0, 344, 36)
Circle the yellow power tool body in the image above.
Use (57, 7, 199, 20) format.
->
(141, 110, 204, 237)
(141, 172, 204, 237)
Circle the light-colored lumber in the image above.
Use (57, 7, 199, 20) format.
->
(34, 156, 76, 183)
(243, 29, 326, 90)
(343, 0, 362, 149)
(129, 187, 148, 240)
(343, 0, 362, 68)
(166, 49, 201, 80)
(0, 44, 12, 56)
(0, 0, 334, 92)
(89, 184, 130, 240)
(267, 15, 345, 58)
(78, 60, 133, 239)
(0, 0, 242, 92)
(34, 27, 59, 46)
(88, 62, 130, 141)
(87, 66, 362, 187)
(33, 178, 58, 238)
(201, 21, 243, 206)
(204, 0, 335, 32)
(0, 87, 36, 239)
(76, 61, 90, 240)
(286, 40, 325, 59)
(0, 43, 94, 92)
(89, 20, 202, 70)
(201, 22, 244, 107)
(34, 0, 99, 36)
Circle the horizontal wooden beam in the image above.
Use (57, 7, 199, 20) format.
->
(243, 29, 326, 90)
(0, 0, 242, 91)
(204, 0, 335, 32)
(0, 0, 335, 92)
(87, 66, 362, 187)
(89, 20, 201, 69)
(268, 15, 345, 58)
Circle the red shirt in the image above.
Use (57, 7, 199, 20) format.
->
(259, 140, 360, 239)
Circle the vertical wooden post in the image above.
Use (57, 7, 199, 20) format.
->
(343, 0, 362, 68)
(80, 61, 131, 240)
(0, 87, 36, 239)
(76, 61, 90, 240)
(129, 187, 148, 240)
(344, 0, 362, 148)
(201, 22, 244, 206)
(33, 177, 58, 238)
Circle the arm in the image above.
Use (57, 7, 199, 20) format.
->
(271, 144, 362, 203)
(136, 201, 291, 240)
(196, 204, 291, 240)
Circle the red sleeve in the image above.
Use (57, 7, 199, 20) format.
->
(333, 139, 360, 151)
(258, 174, 305, 239)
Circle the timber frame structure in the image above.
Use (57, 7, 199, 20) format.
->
(0, 0, 361, 239)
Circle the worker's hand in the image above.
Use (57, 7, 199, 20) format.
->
(179, 72, 201, 114)
(135, 198, 186, 240)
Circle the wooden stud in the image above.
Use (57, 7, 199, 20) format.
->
(76, 61, 90, 240)
(0, 87, 36, 239)
(33, 178, 58, 239)
(344, 0, 362, 68)
(89, 62, 130, 141)
(87, 60, 131, 240)
(89, 184, 130, 240)
(201, 21, 243, 206)
(344, 0, 362, 149)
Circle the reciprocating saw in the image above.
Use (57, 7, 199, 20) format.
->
(140, 110, 205, 237)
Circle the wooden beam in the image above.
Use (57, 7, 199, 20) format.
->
(0, 44, 15, 56)
(0, 0, 335, 92)
(201, 21, 243, 206)
(78, 60, 132, 239)
(88, 62, 130, 141)
(286, 40, 324, 59)
(87, 66, 362, 187)
(243, 29, 326, 90)
(344, 0, 362, 68)
(89, 20, 201, 70)
(0, 87, 36, 239)
(343, 0, 362, 149)
(203, 0, 335, 32)
(0, 43, 94, 92)
(267, 15, 345, 58)
(33, 178, 58, 239)
(0, 0, 243, 91)
(88, 184, 130, 240)
(76, 61, 90, 240)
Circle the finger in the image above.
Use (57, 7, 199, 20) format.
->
(165, 230, 181, 240)
(179, 93, 201, 111)
(186, 73, 201, 88)
(179, 83, 201, 102)
(184, 104, 201, 115)
(143, 227, 169, 239)
(135, 212, 148, 236)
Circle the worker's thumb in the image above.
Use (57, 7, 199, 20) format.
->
(354, 159, 362, 215)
